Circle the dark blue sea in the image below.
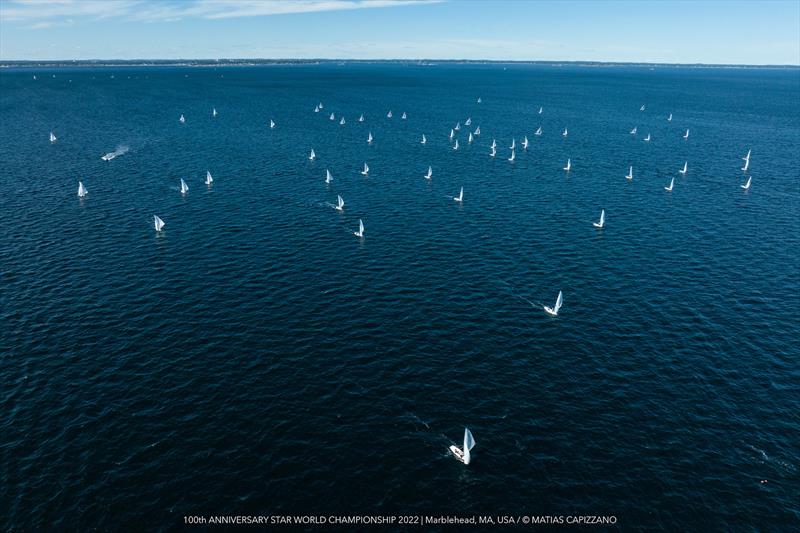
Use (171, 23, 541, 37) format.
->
(1, 63, 799, 531)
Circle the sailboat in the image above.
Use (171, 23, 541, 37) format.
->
(508, 149, 515, 162)
(490, 145, 496, 157)
(449, 428, 476, 465)
(335, 195, 344, 211)
(477, 97, 482, 103)
(325, 169, 333, 184)
(522, 136, 529, 150)
(212, 108, 218, 117)
(425, 166, 432, 180)
(179, 114, 185, 124)
(270, 119, 276, 129)
(101, 151, 117, 161)
(453, 187, 463, 203)
(314, 105, 320, 113)
(683, 129, 690, 140)
(679, 162, 688, 175)
(644, 133, 651, 142)
(358, 114, 364, 122)
(593, 209, 605, 228)
(421, 134, 427, 145)
(640, 104, 646, 111)
(449, 129, 455, 140)
(319, 102, 324, 110)
(401, 112, 407, 120)
(665, 177, 674, 191)
(454, 122, 461, 131)
(340, 117, 346, 125)
(154, 215, 165, 232)
(630, 126, 637, 135)
(180, 178, 188, 194)
(491, 139, 497, 149)
(625, 166, 633, 180)
(509, 138, 516, 150)
(361, 162, 369, 176)
(534, 126, 542, 136)
(77, 181, 87, 198)
(474, 126, 480, 136)
(330, 112, 335, 120)
(368, 132, 373, 144)
(562, 128, 568, 137)
(465, 117, 472, 126)
(563, 158, 571, 172)
(667, 113, 673, 122)
(741, 149, 751, 172)
(387, 110, 393, 118)
(538, 106, 543, 114)
(543, 290, 563, 316)
(741, 176, 752, 190)
(50, 132, 57, 143)
(468, 132, 473, 144)
(309, 149, 316, 161)
(205, 171, 213, 185)
(453, 139, 459, 150)
(354, 219, 364, 238)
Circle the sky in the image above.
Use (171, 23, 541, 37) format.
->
(1, 0, 798, 64)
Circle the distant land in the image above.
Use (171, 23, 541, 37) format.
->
(1, 59, 798, 69)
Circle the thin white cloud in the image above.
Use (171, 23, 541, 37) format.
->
(1, 0, 443, 23)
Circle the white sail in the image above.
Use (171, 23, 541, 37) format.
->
(340, 117, 345, 125)
(359, 114, 364, 122)
(593, 209, 605, 228)
(477, 97, 482, 103)
(453, 139, 459, 150)
(474, 126, 480, 136)
(77, 181, 87, 197)
(522, 136, 529, 149)
(309, 149, 316, 161)
(508, 149, 515, 162)
(465, 117, 471, 126)
(368, 132, 373, 144)
(179, 114, 185, 124)
(205, 171, 213, 185)
(354, 219, 364, 237)
(625, 166, 633, 180)
(270, 119, 275, 129)
(665, 177, 674, 191)
(421, 134, 426, 145)
(455, 122, 461, 131)
(741, 176, 752, 190)
(325, 169, 333, 183)
(361, 163, 369, 176)
(490, 145, 496, 157)
(491, 139, 497, 149)
(509, 138, 515, 150)
(742, 149, 751, 171)
(319, 102, 324, 109)
(336, 195, 344, 211)
(314, 105, 319, 113)
(683, 129, 690, 140)
(212, 108, 217, 117)
(462, 428, 476, 464)
(154, 215, 165, 232)
(387, 110, 392, 118)
(667, 113, 673, 122)
(630, 126, 637, 135)
(562, 128, 568, 137)
(449, 129, 455, 140)
(454, 187, 463, 203)
(50, 132, 57, 142)
(679, 162, 687, 175)
(564, 158, 571, 171)
(425, 166, 432, 180)
(330, 113, 335, 120)
(535, 126, 542, 136)
(538, 106, 543, 114)
(180, 178, 188, 194)
(644, 133, 651, 142)
(544, 290, 563, 316)
(640, 104, 646, 111)
(468, 132, 473, 144)
(401, 112, 407, 119)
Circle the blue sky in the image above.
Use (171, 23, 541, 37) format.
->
(1, 0, 798, 64)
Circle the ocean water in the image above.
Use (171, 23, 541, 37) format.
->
(1, 63, 799, 530)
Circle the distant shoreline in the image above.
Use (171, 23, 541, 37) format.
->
(1, 59, 798, 69)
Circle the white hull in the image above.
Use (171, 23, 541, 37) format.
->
(449, 445, 467, 463)
(543, 306, 558, 316)
(101, 153, 116, 161)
